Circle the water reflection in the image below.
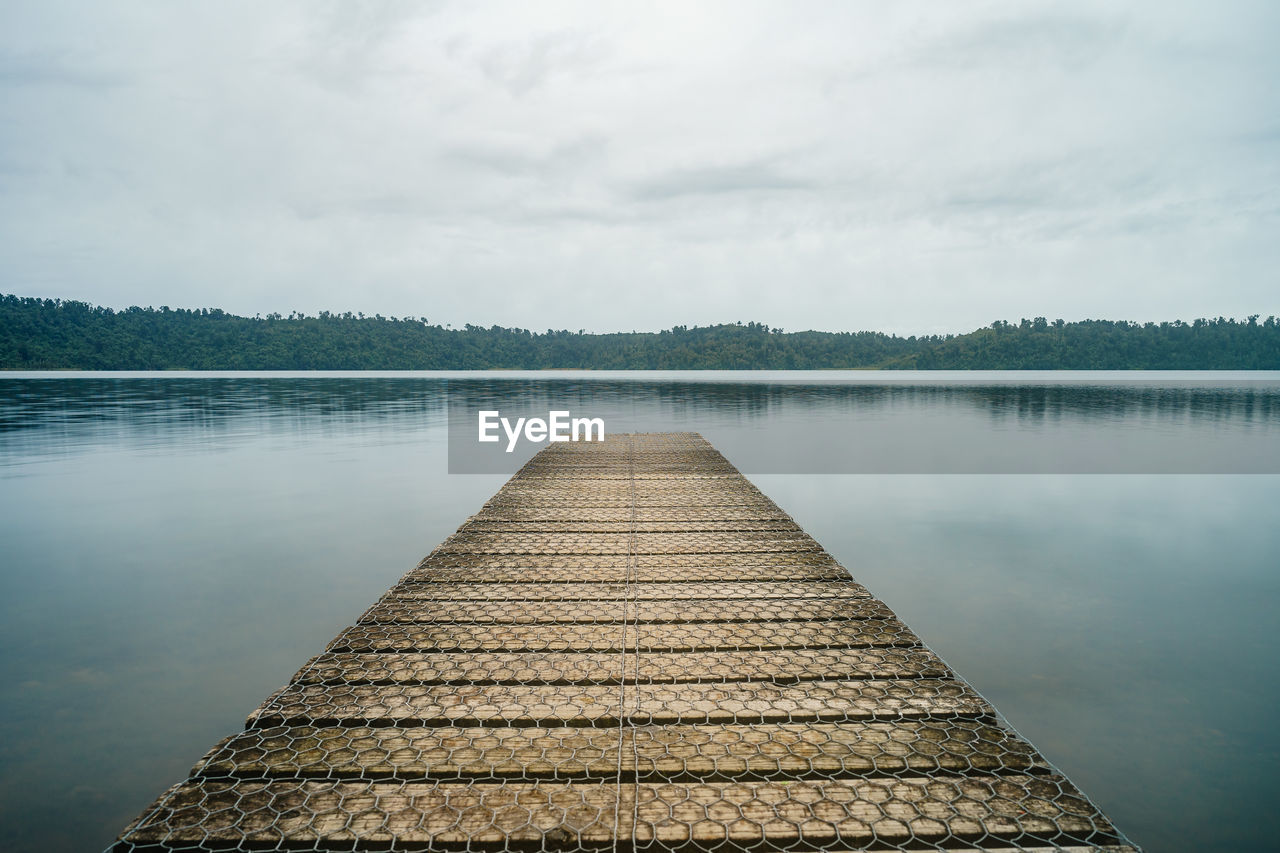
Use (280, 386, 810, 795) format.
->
(5, 374, 1274, 473)
(442, 377, 1280, 472)
(0, 372, 1277, 853)
(0, 378, 450, 465)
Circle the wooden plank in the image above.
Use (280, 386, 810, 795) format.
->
(528, 441, 713, 452)
(434, 532, 822, 555)
(383, 582, 623, 599)
(405, 566, 638, 584)
(118, 776, 1120, 850)
(519, 454, 726, 462)
(410, 551, 843, 569)
(248, 679, 984, 728)
(514, 466, 737, 473)
(402, 554, 853, 584)
(291, 647, 948, 686)
(520, 453, 724, 461)
(624, 648, 947, 683)
(194, 720, 1044, 781)
(119, 780, 626, 848)
(359, 597, 894, 625)
(472, 508, 795, 521)
(484, 494, 780, 508)
(517, 456, 726, 463)
(628, 598, 891, 623)
(371, 580, 870, 601)
(631, 776, 1120, 848)
(477, 494, 757, 505)
(458, 514, 798, 527)
(628, 679, 990, 725)
(248, 682, 624, 727)
(626, 620, 921, 651)
(404, 565, 854, 583)
(196, 725, 622, 780)
(490, 480, 764, 494)
(518, 456, 720, 466)
(293, 651, 626, 685)
(326, 618, 919, 653)
(630, 721, 1047, 778)
(327, 623, 632, 653)
(359, 600, 626, 624)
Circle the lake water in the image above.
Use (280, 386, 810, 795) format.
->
(1, 371, 1277, 852)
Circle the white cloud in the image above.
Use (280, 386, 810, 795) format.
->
(0, 0, 1276, 334)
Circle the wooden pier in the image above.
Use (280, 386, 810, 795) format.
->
(112, 433, 1137, 851)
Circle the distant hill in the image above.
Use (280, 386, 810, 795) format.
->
(883, 316, 1280, 370)
(2, 294, 1277, 370)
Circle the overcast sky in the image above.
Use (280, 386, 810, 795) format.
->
(1, 1, 1276, 335)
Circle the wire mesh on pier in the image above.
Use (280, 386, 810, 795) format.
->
(111, 433, 1138, 852)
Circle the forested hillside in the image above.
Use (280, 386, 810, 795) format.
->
(887, 316, 1280, 369)
(2, 295, 1277, 369)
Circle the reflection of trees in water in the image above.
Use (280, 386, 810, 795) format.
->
(0, 378, 452, 446)
(971, 384, 1279, 425)
(451, 380, 1280, 426)
(2, 378, 1277, 445)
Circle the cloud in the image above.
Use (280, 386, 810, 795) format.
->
(0, 49, 129, 89)
(0, 1, 1276, 335)
(444, 134, 609, 179)
(467, 29, 611, 97)
(913, 10, 1128, 71)
(628, 157, 813, 202)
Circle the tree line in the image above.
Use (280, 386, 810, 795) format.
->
(2, 294, 1277, 370)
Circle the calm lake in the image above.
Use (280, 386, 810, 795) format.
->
(1, 371, 1277, 852)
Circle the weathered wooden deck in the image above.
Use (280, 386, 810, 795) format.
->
(112, 432, 1137, 852)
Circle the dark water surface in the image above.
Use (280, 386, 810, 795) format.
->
(0, 371, 1277, 852)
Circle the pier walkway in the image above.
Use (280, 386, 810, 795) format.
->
(112, 433, 1137, 851)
